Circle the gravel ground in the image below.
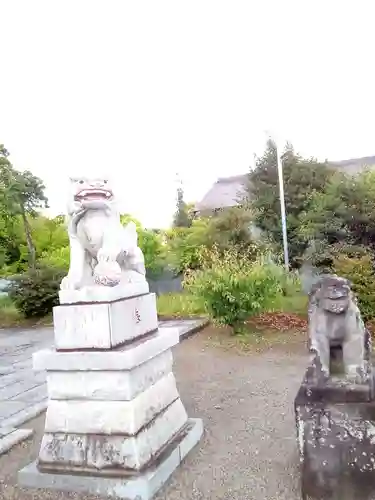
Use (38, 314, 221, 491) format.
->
(0, 328, 308, 500)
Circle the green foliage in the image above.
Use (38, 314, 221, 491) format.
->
(172, 187, 192, 228)
(40, 246, 70, 271)
(120, 214, 143, 230)
(138, 229, 166, 278)
(333, 253, 375, 321)
(301, 239, 370, 273)
(166, 207, 265, 274)
(0, 145, 48, 268)
(272, 292, 308, 317)
(185, 247, 284, 332)
(299, 169, 375, 251)
(248, 140, 333, 266)
(0, 295, 22, 327)
(9, 266, 65, 318)
(207, 207, 256, 252)
(32, 216, 68, 256)
(156, 292, 206, 318)
(166, 218, 211, 273)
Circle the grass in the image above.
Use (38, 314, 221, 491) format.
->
(271, 292, 308, 316)
(156, 289, 308, 321)
(157, 292, 207, 318)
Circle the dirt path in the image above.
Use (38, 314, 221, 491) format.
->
(0, 329, 308, 500)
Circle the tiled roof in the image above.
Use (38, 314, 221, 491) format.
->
(195, 155, 375, 211)
(194, 174, 249, 212)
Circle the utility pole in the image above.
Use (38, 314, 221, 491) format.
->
(265, 130, 289, 269)
(274, 136, 289, 269)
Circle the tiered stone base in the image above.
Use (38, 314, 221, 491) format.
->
(19, 418, 203, 500)
(18, 290, 203, 499)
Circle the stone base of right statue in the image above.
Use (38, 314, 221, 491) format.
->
(295, 364, 375, 500)
(19, 418, 203, 500)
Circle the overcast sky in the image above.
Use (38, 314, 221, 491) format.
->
(1, 1, 374, 227)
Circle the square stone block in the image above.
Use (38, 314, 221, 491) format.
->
(295, 366, 375, 499)
(53, 293, 158, 350)
(46, 349, 173, 401)
(33, 328, 179, 372)
(38, 398, 188, 472)
(19, 418, 204, 500)
(44, 372, 179, 435)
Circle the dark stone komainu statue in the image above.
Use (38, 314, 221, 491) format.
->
(308, 276, 369, 382)
(295, 275, 375, 500)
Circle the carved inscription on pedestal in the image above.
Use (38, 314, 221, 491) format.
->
(135, 308, 141, 324)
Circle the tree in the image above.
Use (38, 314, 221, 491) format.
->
(299, 169, 375, 262)
(247, 140, 334, 266)
(0, 145, 48, 269)
(166, 207, 268, 274)
(120, 214, 166, 277)
(172, 187, 192, 228)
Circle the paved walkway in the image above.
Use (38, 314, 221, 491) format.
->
(0, 328, 51, 430)
(0, 319, 207, 454)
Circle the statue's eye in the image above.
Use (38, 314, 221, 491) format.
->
(104, 180, 108, 184)
(79, 180, 84, 184)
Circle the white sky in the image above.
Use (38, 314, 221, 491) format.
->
(1, 1, 374, 228)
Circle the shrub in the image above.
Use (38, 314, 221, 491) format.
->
(9, 265, 65, 318)
(40, 246, 70, 271)
(0, 295, 22, 326)
(165, 221, 211, 274)
(166, 209, 270, 275)
(184, 247, 284, 333)
(333, 253, 375, 321)
(301, 240, 370, 274)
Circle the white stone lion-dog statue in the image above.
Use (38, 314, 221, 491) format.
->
(61, 177, 147, 292)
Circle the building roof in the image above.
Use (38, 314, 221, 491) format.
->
(195, 155, 375, 212)
(194, 174, 249, 212)
(328, 156, 375, 175)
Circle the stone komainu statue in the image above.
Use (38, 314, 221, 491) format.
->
(308, 275, 369, 381)
(61, 177, 147, 291)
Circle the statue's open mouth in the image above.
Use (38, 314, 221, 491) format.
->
(74, 189, 113, 201)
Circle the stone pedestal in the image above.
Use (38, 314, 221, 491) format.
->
(295, 356, 375, 500)
(19, 290, 203, 499)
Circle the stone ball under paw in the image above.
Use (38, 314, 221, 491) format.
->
(93, 261, 122, 287)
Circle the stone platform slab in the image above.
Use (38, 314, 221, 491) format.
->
(0, 428, 33, 455)
(44, 372, 180, 435)
(33, 327, 179, 372)
(46, 349, 173, 401)
(19, 418, 203, 500)
(38, 399, 188, 472)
